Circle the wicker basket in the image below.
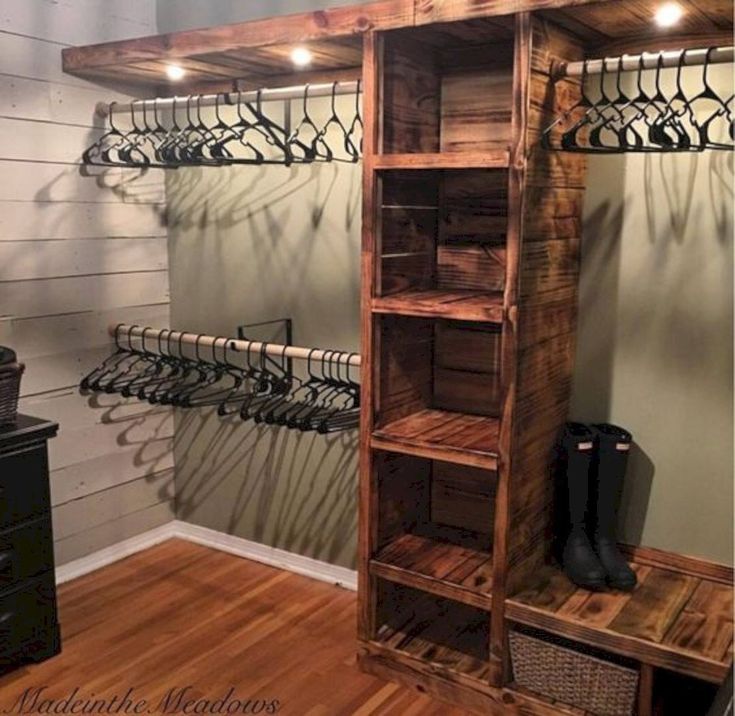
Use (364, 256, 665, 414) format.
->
(0, 362, 24, 426)
(509, 630, 639, 716)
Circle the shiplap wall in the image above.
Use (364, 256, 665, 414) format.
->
(0, 0, 175, 565)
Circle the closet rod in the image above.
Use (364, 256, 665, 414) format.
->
(555, 45, 733, 79)
(96, 80, 362, 118)
(110, 324, 362, 367)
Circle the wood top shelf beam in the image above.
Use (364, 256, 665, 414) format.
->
(60, 0, 732, 92)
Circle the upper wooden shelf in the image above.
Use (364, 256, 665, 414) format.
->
(372, 152, 510, 171)
(60, 0, 733, 93)
(60, 0, 413, 91)
(507, 550, 734, 684)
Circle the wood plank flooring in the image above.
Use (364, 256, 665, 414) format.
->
(0, 540, 466, 716)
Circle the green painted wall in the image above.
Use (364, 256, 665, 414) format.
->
(164, 27, 733, 566)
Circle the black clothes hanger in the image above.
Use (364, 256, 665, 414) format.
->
(544, 46, 734, 153)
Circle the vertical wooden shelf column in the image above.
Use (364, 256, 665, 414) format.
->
(358, 10, 591, 714)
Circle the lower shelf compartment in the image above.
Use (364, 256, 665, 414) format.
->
(373, 582, 491, 685)
(371, 530, 493, 610)
(372, 408, 500, 469)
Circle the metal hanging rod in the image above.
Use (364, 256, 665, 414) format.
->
(555, 45, 734, 79)
(95, 80, 362, 118)
(110, 324, 362, 367)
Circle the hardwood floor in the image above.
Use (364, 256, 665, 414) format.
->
(0, 540, 467, 715)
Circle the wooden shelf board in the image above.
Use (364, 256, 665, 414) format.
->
(373, 151, 509, 170)
(371, 592, 491, 686)
(372, 289, 504, 322)
(371, 532, 494, 610)
(506, 561, 734, 684)
(372, 409, 500, 470)
(60, 1, 413, 90)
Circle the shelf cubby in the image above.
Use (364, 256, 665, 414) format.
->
(372, 581, 492, 686)
(371, 315, 501, 469)
(379, 20, 515, 157)
(374, 169, 508, 323)
(371, 451, 496, 608)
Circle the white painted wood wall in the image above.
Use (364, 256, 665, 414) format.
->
(0, 0, 175, 565)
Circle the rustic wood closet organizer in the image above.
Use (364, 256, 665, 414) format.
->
(63, 1, 734, 713)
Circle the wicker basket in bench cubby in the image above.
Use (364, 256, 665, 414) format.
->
(509, 627, 640, 716)
(0, 361, 24, 426)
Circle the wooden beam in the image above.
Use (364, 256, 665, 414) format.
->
(62, 0, 414, 73)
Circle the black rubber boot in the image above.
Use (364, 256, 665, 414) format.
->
(591, 423, 637, 591)
(558, 423, 606, 590)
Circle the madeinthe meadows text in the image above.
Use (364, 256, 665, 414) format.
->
(3, 687, 281, 715)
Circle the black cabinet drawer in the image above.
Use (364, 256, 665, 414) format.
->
(0, 518, 54, 590)
(0, 445, 51, 527)
(0, 572, 57, 653)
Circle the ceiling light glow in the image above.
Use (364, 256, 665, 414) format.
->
(291, 47, 313, 68)
(165, 64, 186, 81)
(654, 2, 684, 27)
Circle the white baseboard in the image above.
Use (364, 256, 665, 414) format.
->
(55, 520, 358, 592)
(55, 522, 178, 584)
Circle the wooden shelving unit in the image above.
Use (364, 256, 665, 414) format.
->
(61, 1, 734, 714)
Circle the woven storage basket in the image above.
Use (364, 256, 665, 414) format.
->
(0, 362, 24, 426)
(509, 630, 639, 716)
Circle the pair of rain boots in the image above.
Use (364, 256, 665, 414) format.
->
(557, 422, 637, 591)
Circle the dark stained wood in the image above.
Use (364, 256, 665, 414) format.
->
(382, 34, 441, 153)
(377, 314, 433, 425)
(507, 559, 734, 684)
(360, 644, 587, 715)
(439, 44, 515, 153)
(372, 288, 505, 321)
(431, 461, 497, 534)
(374, 152, 511, 169)
(663, 580, 734, 664)
(504, 18, 587, 606)
(375, 451, 431, 548)
(358, 29, 382, 646)
(620, 543, 735, 585)
(539, 0, 734, 46)
(638, 663, 655, 716)
(372, 408, 500, 470)
(609, 568, 699, 643)
(371, 532, 494, 609)
(62, 0, 415, 87)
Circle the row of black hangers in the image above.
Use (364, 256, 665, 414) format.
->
(80, 326, 359, 434)
(84, 81, 363, 168)
(543, 47, 733, 153)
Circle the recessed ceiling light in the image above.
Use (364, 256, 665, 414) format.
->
(291, 47, 313, 68)
(165, 64, 186, 81)
(654, 2, 684, 27)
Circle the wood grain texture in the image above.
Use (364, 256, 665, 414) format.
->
(62, 0, 415, 79)
(0, 540, 470, 715)
(507, 560, 733, 684)
(504, 17, 587, 603)
(373, 408, 500, 470)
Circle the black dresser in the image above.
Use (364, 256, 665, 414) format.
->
(0, 414, 60, 671)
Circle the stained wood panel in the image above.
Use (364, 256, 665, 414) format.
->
(508, 561, 734, 683)
(504, 17, 587, 599)
(431, 461, 497, 535)
(62, 1, 414, 90)
(373, 408, 500, 470)
(374, 583, 492, 684)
